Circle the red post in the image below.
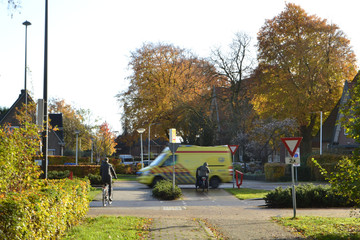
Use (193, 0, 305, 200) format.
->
(235, 170, 243, 189)
(69, 171, 73, 180)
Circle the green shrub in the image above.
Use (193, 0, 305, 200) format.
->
(264, 163, 286, 181)
(115, 164, 137, 175)
(264, 183, 354, 208)
(307, 154, 345, 181)
(0, 179, 90, 239)
(0, 120, 41, 196)
(87, 173, 102, 186)
(152, 180, 182, 200)
(48, 170, 70, 179)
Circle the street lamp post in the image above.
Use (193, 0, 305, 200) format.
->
(23, 20, 31, 109)
(90, 137, 94, 164)
(41, 0, 49, 179)
(75, 130, 80, 165)
(137, 128, 145, 168)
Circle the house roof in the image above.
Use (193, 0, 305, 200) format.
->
(49, 113, 64, 143)
(314, 71, 360, 146)
(0, 90, 33, 125)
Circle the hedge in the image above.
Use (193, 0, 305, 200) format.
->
(48, 156, 121, 166)
(0, 179, 90, 239)
(264, 183, 354, 208)
(48, 165, 100, 178)
(264, 163, 286, 181)
(307, 154, 346, 181)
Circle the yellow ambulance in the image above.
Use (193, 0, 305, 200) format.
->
(137, 145, 233, 188)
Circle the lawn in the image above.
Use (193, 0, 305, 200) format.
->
(116, 174, 137, 181)
(225, 188, 270, 200)
(273, 216, 360, 240)
(88, 187, 101, 201)
(63, 216, 151, 240)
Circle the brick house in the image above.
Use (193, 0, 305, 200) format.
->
(0, 90, 65, 156)
(313, 72, 360, 153)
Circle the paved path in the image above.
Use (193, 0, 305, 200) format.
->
(88, 181, 353, 239)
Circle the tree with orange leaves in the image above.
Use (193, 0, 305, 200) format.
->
(94, 122, 116, 158)
(118, 43, 221, 144)
(254, 3, 358, 155)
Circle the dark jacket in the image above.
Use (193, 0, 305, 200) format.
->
(196, 163, 210, 177)
(100, 160, 117, 183)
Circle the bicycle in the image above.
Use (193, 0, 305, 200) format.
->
(102, 183, 111, 206)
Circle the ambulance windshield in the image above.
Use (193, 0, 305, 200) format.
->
(150, 152, 168, 166)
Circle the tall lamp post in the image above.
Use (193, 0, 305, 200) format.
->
(23, 20, 31, 109)
(75, 130, 80, 165)
(41, 0, 49, 179)
(137, 128, 145, 168)
(90, 137, 94, 164)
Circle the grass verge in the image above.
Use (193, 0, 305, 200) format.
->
(88, 187, 101, 201)
(273, 216, 360, 240)
(225, 188, 270, 200)
(63, 216, 152, 240)
(116, 174, 137, 181)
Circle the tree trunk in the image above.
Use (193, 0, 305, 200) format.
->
(300, 125, 313, 159)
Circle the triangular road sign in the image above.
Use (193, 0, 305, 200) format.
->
(281, 137, 302, 157)
(228, 145, 239, 155)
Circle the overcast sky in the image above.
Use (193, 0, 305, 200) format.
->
(1, 0, 359, 133)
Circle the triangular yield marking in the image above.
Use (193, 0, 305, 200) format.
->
(228, 145, 239, 155)
(281, 137, 302, 157)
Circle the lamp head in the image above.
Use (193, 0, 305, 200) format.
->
(137, 128, 145, 134)
(23, 20, 31, 26)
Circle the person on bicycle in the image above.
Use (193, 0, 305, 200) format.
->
(196, 162, 210, 187)
(100, 157, 117, 202)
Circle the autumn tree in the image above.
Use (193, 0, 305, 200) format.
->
(210, 32, 256, 143)
(254, 3, 357, 156)
(48, 98, 96, 153)
(233, 118, 296, 164)
(118, 43, 221, 144)
(94, 122, 116, 158)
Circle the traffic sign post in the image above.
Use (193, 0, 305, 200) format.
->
(228, 145, 239, 188)
(168, 129, 180, 191)
(281, 137, 302, 218)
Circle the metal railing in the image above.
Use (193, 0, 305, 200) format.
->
(235, 170, 243, 189)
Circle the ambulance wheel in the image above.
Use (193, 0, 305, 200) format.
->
(210, 176, 220, 188)
(151, 176, 163, 188)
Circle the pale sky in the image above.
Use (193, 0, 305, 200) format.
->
(1, 0, 359, 133)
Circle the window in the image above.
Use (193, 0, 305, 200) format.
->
(162, 155, 178, 167)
